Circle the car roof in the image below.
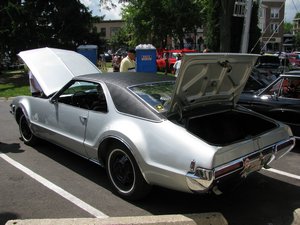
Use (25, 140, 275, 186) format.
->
(77, 72, 175, 88)
(75, 72, 176, 121)
(281, 70, 300, 76)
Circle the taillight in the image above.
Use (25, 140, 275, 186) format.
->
(214, 160, 243, 179)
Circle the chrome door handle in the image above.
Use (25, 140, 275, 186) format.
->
(79, 115, 87, 124)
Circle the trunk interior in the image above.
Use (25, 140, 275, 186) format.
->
(186, 110, 277, 146)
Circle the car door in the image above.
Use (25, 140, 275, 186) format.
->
(243, 78, 283, 115)
(254, 77, 300, 125)
(52, 101, 88, 156)
(47, 80, 99, 156)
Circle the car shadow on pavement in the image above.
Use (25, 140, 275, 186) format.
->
(31, 140, 111, 190)
(0, 142, 24, 154)
(22, 140, 300, 225)
(135, 172, 300, 225)
(0, 212, 20, 225)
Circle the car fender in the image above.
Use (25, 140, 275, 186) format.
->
(12, 96, 32, 124)
(97, 117, 216, 185)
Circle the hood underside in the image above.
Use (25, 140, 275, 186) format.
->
(18, 47, 101, 96)
(168, 53, 258, 115)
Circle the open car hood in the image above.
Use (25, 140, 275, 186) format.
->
(168, 53, 258, 115)
(18, 47, 101, 96)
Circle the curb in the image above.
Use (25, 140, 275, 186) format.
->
(6, 213, 228, 225)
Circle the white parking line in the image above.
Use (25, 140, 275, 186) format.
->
(263, 168, 300, 180)
(0, 153, 109, 218)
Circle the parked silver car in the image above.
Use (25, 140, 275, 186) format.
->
(10, 48, 295, 200)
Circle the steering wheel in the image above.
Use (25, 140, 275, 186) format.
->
(71, 91, 86, 107)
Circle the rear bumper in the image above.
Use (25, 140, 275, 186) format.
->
(185, 137, 296, 193)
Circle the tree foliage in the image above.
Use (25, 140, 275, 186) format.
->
(200, 0, 220, 51)
(0, 0, 102, 66)
(119, 0, 203, 48)
(284, 22, 293, 34)
(103, 0, 261, 52)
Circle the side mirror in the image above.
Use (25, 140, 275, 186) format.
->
(273, 91, 278, 100)
(49, 97, 58, 104)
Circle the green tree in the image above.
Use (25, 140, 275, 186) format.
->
(109, 27, 130, 49)
(120, 0, 203, 48)
(219, 0, 235, 52)
(201, 0, 220, 51)
(0, 0, 24, 66)
(0, 0, 103, 69)
(22, 0, 96, 49)
(294, 13, 300, 50)
(203, 0, 260, 53)
(99, 0, 261, 52)
(284, 22, 293, 34)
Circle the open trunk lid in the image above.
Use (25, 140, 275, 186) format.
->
(168, 53, 258, 117)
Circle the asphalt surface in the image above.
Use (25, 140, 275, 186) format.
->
(1, 99, 300, 225)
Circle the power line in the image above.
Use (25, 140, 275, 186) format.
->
(291, 0, 299, 13)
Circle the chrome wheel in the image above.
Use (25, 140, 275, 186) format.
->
(106, 143, 151, 200)
(19, 114, 37, 145)
(107, 148, 135, 193)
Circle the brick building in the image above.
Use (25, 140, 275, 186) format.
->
(258, 0, 285, 52)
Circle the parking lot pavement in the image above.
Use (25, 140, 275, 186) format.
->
(2, 98, 300, 225)
(6, 213, 228, 225)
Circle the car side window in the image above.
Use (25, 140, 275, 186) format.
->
(57, 81, 108, 112)
(90, 85, 108, 112)
(266, 80, 281, 96)
(280, 78, 300, 99)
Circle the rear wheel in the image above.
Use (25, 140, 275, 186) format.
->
(106, 143, 151, 200)
(19, 114, 38, 146)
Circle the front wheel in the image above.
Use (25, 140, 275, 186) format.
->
(19, 114, 38, 146)
(106, 143, 151, 200)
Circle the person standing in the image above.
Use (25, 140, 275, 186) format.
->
(28, 70, 43, 97)
(112, 55, 122, 72)
(120, 49, 136, 72)
(98, 53, 107, 71)
(173, 54, 182, 77)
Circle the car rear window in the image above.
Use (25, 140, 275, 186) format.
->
(129, 81, 175, 113)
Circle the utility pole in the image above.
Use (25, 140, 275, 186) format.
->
(233, 0, 253, 53)
(240, 0, 253, 53)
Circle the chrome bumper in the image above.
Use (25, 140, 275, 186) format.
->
(186, 137, 296, 193)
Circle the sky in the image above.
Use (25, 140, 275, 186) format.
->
(80, 0, 122, 20)
(80, 0, 299, 22)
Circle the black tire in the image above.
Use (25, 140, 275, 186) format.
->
(106, 143, 151, 200)
(19, 114, 38, 146)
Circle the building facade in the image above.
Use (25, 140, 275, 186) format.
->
(258, 0, 285, 52)
(93, 20, 124, 40)
(293, 17, 300, 35)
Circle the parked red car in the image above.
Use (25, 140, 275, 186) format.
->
(156, 49, 197, 73)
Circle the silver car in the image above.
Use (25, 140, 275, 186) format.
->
(10, 48, 295, 200)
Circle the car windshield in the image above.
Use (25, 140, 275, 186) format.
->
(129, 81, 175, 113)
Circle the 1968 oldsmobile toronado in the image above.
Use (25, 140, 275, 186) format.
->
(10, 48, 295, 200)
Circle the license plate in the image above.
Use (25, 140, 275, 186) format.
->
(241, 154, 264, 178)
